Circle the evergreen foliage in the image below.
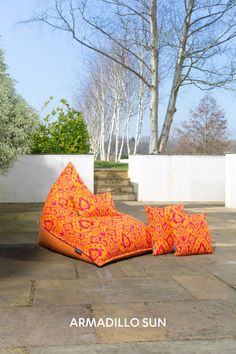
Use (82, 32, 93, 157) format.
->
(0, 47, 39, 174)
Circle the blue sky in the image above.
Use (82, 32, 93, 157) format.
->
(0, 0, 235, 138)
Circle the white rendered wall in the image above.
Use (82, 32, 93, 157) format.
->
(129, 155, 225, 202)
(0, 155, 94, 202)
(225, 154, 236, 208)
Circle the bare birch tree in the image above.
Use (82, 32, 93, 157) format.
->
(118, 68, 137, 160)
(78, 55, 112, 160)
(78, 86, 100, 158)
(79, 49, 142, 161)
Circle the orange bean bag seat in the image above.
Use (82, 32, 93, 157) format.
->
(38, 162, 152, 266)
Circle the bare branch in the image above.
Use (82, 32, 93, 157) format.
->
(102, 0, 150, 22)
(78, 6, 151, 73)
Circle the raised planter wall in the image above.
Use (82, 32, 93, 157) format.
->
(0, 154, 235, 206)
(0, 155, 94, 202)
(225, 154, 236, 208)
(129, 155, 225, 202)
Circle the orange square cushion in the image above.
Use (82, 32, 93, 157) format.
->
(145, 204, 184, 255)
(171, 213, 213, 256)
(74, 190, 119, 217)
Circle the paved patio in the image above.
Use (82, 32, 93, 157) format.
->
(0, 202, 236, 353)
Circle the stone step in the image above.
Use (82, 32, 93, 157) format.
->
(95, 178, 131, 186)
(94, 169, 128, 179)
(94, 168, 136, 201)
(95, 184, 134, 194)
(112, 193, 137, 201)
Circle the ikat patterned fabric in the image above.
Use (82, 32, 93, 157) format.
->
(74, 190, 119, 217)
(41, 162, 152, 266)
(170, 212, 213, 256)
(145, 204, 184, 255)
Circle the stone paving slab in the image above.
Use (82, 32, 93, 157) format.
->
(212, 229, 236, 238)
(0, 245, 39, 262)
(33, 276, 193, 307)
(210, 231, 236, 247)
(0, 306, 96, 347)
(173, 274, 236, 301)
(0, 202, 44, 211)
(91, 302, 167, 343)
(0, 349, 28, 354)
(0, 260, 77, 280)
(36, 246, 77, 263)
(26, 340, 236, 354)
(74, 253, 211, 280)
(118, 254, 208, 278)
(167, 253, 218, 267)
(0, 245, 77, 264)
(75, 260, 125, 279)
(0, 224, 38, 235)
(0, 279, 32, 307)
(214, 245, 236, 263)
(202, 260, 236, 287)
(146, 300, 236, 341)
(0, 231, 38, 245)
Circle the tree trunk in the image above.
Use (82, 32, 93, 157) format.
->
(106, 111, 115, 161)
(93, 133, 100, 160)
(126, 111, 131, 157)
(118, 119, 127, 161)
(149, 0, 159, 154)
(114, 103, 120, 162)
(158, 0, 194, 153)
(99, 104, 106, 160)
(134, 78, 144, 154)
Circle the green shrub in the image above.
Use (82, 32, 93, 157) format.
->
(0, 47, 39, 174)
(31, 99, 90, 154)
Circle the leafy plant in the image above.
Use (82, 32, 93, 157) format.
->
(0, 47, 39, 174)
(31, 98, 90, 154)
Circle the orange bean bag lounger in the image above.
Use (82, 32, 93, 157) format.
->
(38, 162, 152, 266)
